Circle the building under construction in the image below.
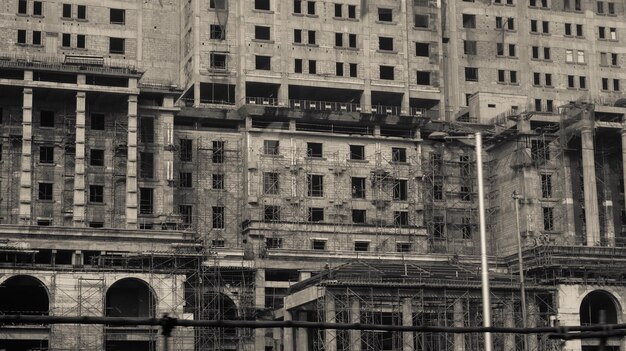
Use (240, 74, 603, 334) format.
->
(0, 0, 626, 350)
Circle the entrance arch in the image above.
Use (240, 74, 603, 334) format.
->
(580, 290, 621, 351)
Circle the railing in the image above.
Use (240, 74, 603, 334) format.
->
(246, 97, 279, 106)
(289, 99, 361, 113)
(0, 53, 138, 75)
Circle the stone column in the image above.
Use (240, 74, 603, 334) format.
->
(503, 301, 515, 351)
(527, 299, 538, 351)
(73, 91, 86, 226)
(453, 298, 465, 351)
(621, 128, 626, 241)
(350, 297, 361, 351)
(325, 296, 337, 351)
(19, 86, 33, 224)
(297, 311, 309, 351)
(284, 309, 294, 351)
(161, 97, 175, 218)
(126, 95, 138, 228)
(402, 298, 413, 351)
(581, 123, 600, 245)
(254, 269, 266, 351)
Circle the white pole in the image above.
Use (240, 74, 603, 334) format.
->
(514, 191, 529, 351)
(475, 132, 493, 351)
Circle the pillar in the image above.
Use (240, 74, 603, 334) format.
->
(527, 299, 538, 351)
(621, 128, 626, 241)
(19, 87, 33, 224)
(325, 296, 337, 351)
(73, 91, 86, 226)
(161, 97, 175, 217)
(503, 301, 515, 351)
(350, 297, 360, 351)
(193, 81, 201, 107)
(284, 310, 294, 351)
(297, 311, 309, 351)
(581, 124, 600, 245)
(453, 299, 465, 351)
(126, 95, 138, 228)
(254, 269, 266, 351)
(402, 298, 413, 351)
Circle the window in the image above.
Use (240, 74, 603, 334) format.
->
(293, 0, 302, 13)
(308, 207, 324, 222)
(597, 1, 604, 13)
(210, 24, 225, 39)
(308, 30, 316, 44)
(348, 5, 356, 18)
(212, 206, 225, 228)
(210, 52, 227, 69)
(109, 37, 125, 54)
(77, 5, 86, 19)
(62, 3, 71, 18)
(295, 58, 302, 73)
(139, 152, 154, 179)
(308, 59, 316, 74)
(507, 18, 515, 30)
(307, 174, 324, 197)
(336, 62, 344, 76)
(566, 49, 573, 62)
(497, 42, 504, 56)
(264, 205, 281, 222)
(534, 99, 542, 112)
(544, 47, 551, 60)
(263, 172, 279, 194)
(396, 242, 411, 253)
(542, 207, 554, 231)
(349, 145, 364, 160)
(379, 37, 393, 51)
(255, 0, 270, 11)
(465, 67, 478, 81)
(541, 174, 553, 198)
(576, 24, 583, 36)
(212, 140, 225, 163)
(334, 3, 342, 17)
(139, 188, 153, 214)
(180, 205, 192, 227)
(496, 16, 503, 29)
(212, 174, 224, 190)
(378, 8, 392, 21)
(89, 222, 104, 228)
(40, 110, 54, 127)
(414, 14, 429, 28)
(392, 147, 407, 162)
(76, 34, 85, 49)
(614, 79, 621, 91)
(542, 21, 549, 34)
(39, 146, 54, 163)
(433, 216, 444, 238)
(509, 44, 516, 57)
(307, 1, 315, 14)
(62, 33, 71, 48)
(348, 34, 357, 48)
(380, 65, 394, 80)
(349, 63, 357, 77)
(32, 31, 41, 45)
(180, 139, 192, 161)
(464, 40, 477, 55)
(498, 70, 506, 83)
(433, 182, 444, 200)
(18, 0, 27, 14)
(462, 14, 476, 28)
(612, 53, 618, 66)
(416, 42, 429, 56)
(462, 218, 472, 239)
(564, 23, 571, 36)
(294, 29, 302, 43)
(608, 2, 615, 14)
(352, 177, 366, 198)
(577, 50, 585, 63)
(416, 71, 431, 85)
(255, 26, 270, 40)
(139, 116, 154, 143)
(394, 211, 409, 226)
(264, 140, 279, 155)
(393, 179, 408, 200)
(533, 72, 541, 85)
(90, 149, 104, 166)
(352, 209, 366, 224)
(312, 239, 326, 250)
(354, 241, 369, 252)
(33, 1, 42, 15)
(266, 237, 282, 249)
(110, 8, 125, 24)
(600, 26, 606, 39)
(90, 113, 104, 130)
(307, 142, 323, 158)
(179, 172, 192, 188)
(89, 185, 104, 203)
(39, 183, 53, 200)
(545, 73, 552, 86)
(17, 29, 26, 44)
(255, 55, 271, 70)
(567, 75, 575, 88)
(210, 0, 226, 9)
(532, 46, 539, 59)
(335, 33, 343, 47)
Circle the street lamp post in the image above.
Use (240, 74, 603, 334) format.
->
(512, 191, 528, 351)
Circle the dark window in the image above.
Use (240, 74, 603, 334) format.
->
(255, 26, 271, 40)
(32, 31, 41, 45)
(352, 177, 366, 199)
(33, 1, 42, 15)
(541, 174, 552, 198)
(62, 3, 71, 18)
(308, 30, 316, 44)
(352, 209, 366, 224)
(209, 0, 226, 9)
(335, 33, 343, 46)
(461, 185, 472, 201)
(393, 179, 408, 200)
(433, 215, 445, 238)
(349, 145, 364, 160)
(139, 117, 154, 143)
(380, 65, 394, 80)
(62, 33, 71, 47)
(293, 0, 302, 13)
(307, 142, 323, 158)
(312, 239, 326, 250)
(212, 206, 225, 228)
(139, 152, 154, 179)
(498, 70, 506, 83)
(392, 148, 407, 162)
(263, 172, 279, 194)
(180, 139, 192, 161)
(465, 67, 478, 81)
(266, 237, 282, 249)
(307, 1, 315, 14)
(545, 74, 552, 86)
(76, 34, 85, 48)
(294, 29, 302, 43)
(334, 3, 342, 17)
(212, 174, 224, 190)
(497, 43, 504, 56)
(77, 5, 86, 19)
(307, 174, 324, 197)
(354, 241, 369, 251)
(179, 205, 192, 226)
(179, 172, 192, 188)
(394, 211, 409, 226)
(348, 34, 357, 48)
(255, 55, 271, 70)
(462, 14, 476, 28)
(614, 79, 620, 91)
(210, 24, 225, 39)
(39, 183, 53, 200)
(295, 58, 303, 73)
(89, 185, 104, 203)
(597, 1, 604, 13)
(414, 14, 428, 28)
(336, 62, 344, 76)
(510, 70, 517, 83)
(542, 21, 549, 33)
(90, 149, 104, 166)
(416, 42, 429, 56)
(110, 8, 125, 24)
(40, 110, 54, 127)
(433, 182, 444, 201)
(379, 36, 394, 51)
(39, 146, 54, 163)
(349, 63, 357, 77)
(255, 0, 270, 11)
(544, 47, 551, 60)
(17, 29, 26, 44)
(577, 24, 583, 36)
(264, 205, 281, 221)
(212, 140, 225, 163)
(496, 16, 503, 29)
(378, 8, 392, 21)
(90, 113, 105, 130)
(264, 140, 279, 155)
(210, 52, 227, 69)
(308, 59, 316, 74)
(608, 2, 615, 14)
(89, 222, 104, 228)
(416, 71, 430, 85)
(464, 40, 477, 55)
(18, 0, 27, 14)
(348, 5, 356, 18)
(109, 37, 125, 54)
(308, 207, 324, 222)
(564, 23, 571, 35)
(462, 218, 472, 239)
(396, 242, 411, 253)
(532, 46, 539, 59)
(543, 207, 554, 231)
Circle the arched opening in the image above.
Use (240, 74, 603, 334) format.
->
(207, 293, 238, 338)
(0, 275, 50, 351)
(105, 278, 156, 351)
(194, 292, 239, 350)
(580, 290, 621, 351)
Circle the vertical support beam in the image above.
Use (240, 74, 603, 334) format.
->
(297, 311, 309, 351)
(350, 297, 360, 351)
(581, 124, 600, 245)
(402, 298, 413, 351)
(360, 0, 371, 113)
(400, 0, 410, 116)
(621, 128, 626, 240)
(503, 300, 515, 351)
(284, 309, 294, 351)
(19, 87, 33, 224)
(526, 300, 538, 351)
(73, 91, 86, 226)
(126, 95, 138, 228)
(325, 296, 337, 351)
(254, 269, 266, 351)
(453, 298, 465, 351)
(161, 97, 175, 218)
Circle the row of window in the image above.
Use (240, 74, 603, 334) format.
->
(465, 67, 622, 90)
(265, 237, 412, 253)
(262, 205, 412, 225)
(262, 141, 407, 161)
(17, 1, 126, 24)
(16, 31, 126, 54)
(468, 0, 616, 15)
